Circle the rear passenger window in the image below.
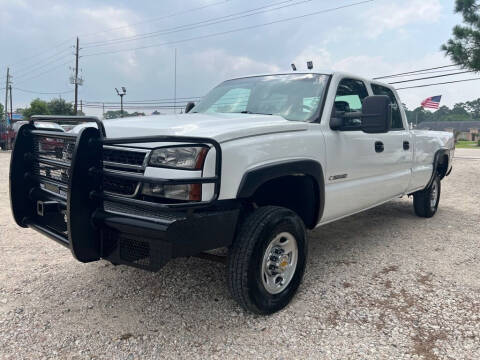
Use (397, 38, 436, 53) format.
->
(371, 84, 404, 130)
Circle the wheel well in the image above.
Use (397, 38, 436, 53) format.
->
(437, 154, 449, 179)
(248, 175, 319, 229)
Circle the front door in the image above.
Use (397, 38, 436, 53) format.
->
(321, 78, 411, 223)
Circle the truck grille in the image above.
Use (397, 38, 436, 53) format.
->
(33, 134, 75, 188)
(33, 135, 76, 162)
(103, 148, 146, 166)
(102, 146, 149, 197)
(33, 138, 148, 198)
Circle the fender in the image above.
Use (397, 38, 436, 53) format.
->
(425, 148, 450, 190)
(236, 159, 325, 224)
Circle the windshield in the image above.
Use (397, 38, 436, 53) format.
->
(192, 74, 329, 122)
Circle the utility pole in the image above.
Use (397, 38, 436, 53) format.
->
(3, 68, 9, 123)
(174, 48, 177, 114)
(9, 84, 13, 123)
(70, 37, 84, 115)
(80, 99, 83, 114)
(2, 68, 11, 146)
(115, 87, 126, 117)
(102, 103, 105, 119)
(74, 37, 80, 114)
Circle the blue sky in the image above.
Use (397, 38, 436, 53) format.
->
(0, 0, 476, 116)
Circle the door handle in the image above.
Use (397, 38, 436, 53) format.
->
(403, 141, 410, 150)
(375, 141, 384, 153)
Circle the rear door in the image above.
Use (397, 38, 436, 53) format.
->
(370, 83, 413, 194)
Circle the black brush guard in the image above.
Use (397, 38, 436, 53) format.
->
(10, 116, 239, 271)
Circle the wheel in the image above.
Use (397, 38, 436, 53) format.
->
(227, 206, 307, 315)
(413, 174, 441, 218)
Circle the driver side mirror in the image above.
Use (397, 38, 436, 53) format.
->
(185, 102, 195, 113)
(360, 95, 391, 133)
(329, 95, 391, 133)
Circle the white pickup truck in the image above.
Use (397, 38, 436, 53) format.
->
(10, 71, 454, 314)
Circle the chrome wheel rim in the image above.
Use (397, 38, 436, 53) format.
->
(430, 181, 438, 209)
(261, 232, 298, 295)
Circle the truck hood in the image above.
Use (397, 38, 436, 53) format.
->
(73, 113, 308, 143)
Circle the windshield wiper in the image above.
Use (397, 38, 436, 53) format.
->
(239, 111, 272, 115)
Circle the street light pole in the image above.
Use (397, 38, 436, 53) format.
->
(115, 87, 127, 117)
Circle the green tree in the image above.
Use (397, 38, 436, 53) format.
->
(404, 106, 433, 124)
(22, 98, 49, 119)
(404, 102, 478, 123)
(442, 0, 480, 71)
(47, 98, 74, 115)
(463, 98, 480, 118)
(104, 110, 129, 119)
(0, 102, 4, 120)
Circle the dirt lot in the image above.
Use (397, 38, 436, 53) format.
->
(0, 149, 479, 360)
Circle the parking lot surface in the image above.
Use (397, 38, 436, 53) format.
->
(0, 149, 479, 360)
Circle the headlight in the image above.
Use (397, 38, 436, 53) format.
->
(144, 146, 209, 201)
(142, 183, 200, 201)
(148, 146, 209, 169)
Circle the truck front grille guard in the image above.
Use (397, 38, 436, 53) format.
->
(10, 116, 221, 263)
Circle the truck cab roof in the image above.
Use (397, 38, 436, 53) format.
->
(224, 71, 395, 92)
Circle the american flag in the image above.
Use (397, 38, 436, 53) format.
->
(421, 95, 442, 109)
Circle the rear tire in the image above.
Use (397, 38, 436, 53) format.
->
(413, 174, 441, 218)
(227, 206, 307, 315)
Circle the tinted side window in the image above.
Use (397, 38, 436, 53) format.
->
(334, 79, 369, 128)
(334, 79, 369, 111)
(371, 84, 404, 130)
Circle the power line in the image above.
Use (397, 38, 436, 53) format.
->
(14, 60, 72, 85)
(82, 0, 376, 57)
(83, 104, 188, 110)
(12, 52, 72, 82)
(80, 0, 235, 39)
(10, 46, 73, 75)
(5, 39, 74, 69)
(388, 71, 475, 84)
(84, 104, 187, 107)
(395, 77, 480, 90)
(373, 65, 459, 80)
(82, 0, 313, 49)
(381, 67, 464, 79)
(13, 87, 74, 95)
(2, 1, 232, 69)
(83, 99, 194, 106)
(83, 96, 201, 104)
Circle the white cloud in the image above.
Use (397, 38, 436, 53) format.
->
(362, 0, 442, 38)
(79, 7, 142, 75)
(80, 7, 138, 39)
(192, 49, 281, 79)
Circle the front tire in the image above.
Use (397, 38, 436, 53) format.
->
(413, 174, 441, 218)
(227, 206, 307, 315)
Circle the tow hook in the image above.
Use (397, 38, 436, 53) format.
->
(36, 201, 60, 217)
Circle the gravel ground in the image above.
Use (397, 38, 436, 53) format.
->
(0, 149, 479, 360)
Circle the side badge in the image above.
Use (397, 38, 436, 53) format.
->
(328, 174, 348, 181)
